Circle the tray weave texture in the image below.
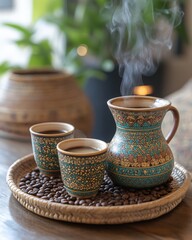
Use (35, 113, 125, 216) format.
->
(6, 153, 191, 224)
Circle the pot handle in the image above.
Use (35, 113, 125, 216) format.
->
(165, 106, 180, 144)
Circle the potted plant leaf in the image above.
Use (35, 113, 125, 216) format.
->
(0, 0, 187, 141)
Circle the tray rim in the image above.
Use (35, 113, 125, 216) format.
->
(6, 153, 191, 224)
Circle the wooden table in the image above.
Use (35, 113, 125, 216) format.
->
(1, 136, 192, 240)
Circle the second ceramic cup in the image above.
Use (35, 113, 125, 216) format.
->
(57, 138, 108, 198)
(30, 122, 74, 176)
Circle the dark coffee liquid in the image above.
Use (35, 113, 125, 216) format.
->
(66, 147, 99, 153)
(40, 130, 67, 134)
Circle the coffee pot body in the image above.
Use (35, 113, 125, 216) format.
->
(106, 96, 179, 188)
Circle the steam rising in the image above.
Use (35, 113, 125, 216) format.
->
(105, 0, 183, 95)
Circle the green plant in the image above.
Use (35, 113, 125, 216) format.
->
(0, 0, 188, 86)
(0, 0, 113, 86)
(41, 0, 116, 85)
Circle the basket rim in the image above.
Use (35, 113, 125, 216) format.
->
(6, 153, 191, 224)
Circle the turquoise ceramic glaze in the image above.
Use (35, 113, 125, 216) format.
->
(57, 138, 107, 198)
(58, 152, 106, 198)
(30, 122, 74, 176)
(106, 96, 179, 188)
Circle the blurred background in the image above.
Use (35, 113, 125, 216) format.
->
(0, 0, 192, 143)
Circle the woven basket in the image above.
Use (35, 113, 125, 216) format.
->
(6, 154, 191, 224)
(0, 69, 93, 139)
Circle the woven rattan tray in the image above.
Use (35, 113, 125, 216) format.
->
(7, 154, 191, 224)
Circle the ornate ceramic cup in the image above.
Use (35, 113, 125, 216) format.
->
(30, 122, 74, 176)
(57, 138, 108, 198)
(106, 96, 179, 188)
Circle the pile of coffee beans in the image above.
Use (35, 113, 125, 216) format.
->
(19, 168, 174, 206)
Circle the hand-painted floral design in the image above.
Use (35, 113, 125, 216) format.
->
(107, 99, 179, 188)
(58, 152, 106, 198)
(31, 133, 73, 176)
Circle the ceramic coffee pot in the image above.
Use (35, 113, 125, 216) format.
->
(106, 96, 179, 188)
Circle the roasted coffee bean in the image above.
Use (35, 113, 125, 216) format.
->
(41, 196, 49, 200)
(26, 186, 33, 192)
(96, 203, 101, 207)
(79, 200, 85, 205)
(36, 193, 44, 197)
(122, 193, 129, 199)
(101, 202, 108, 206)
(24, 175, 31, 180)
(19, 169, 174, 207)
(61, 199, 68, 204)
(108, 188, 114, 192)
(19, 182, 25, 187)
(74, 200, 79, 205)
(55, 192, 61, 198)
(29, 180, 36, 185)
(85, 199, 92, 204)
(47, 193, 54, 198)
(81, 202, 88, 206)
